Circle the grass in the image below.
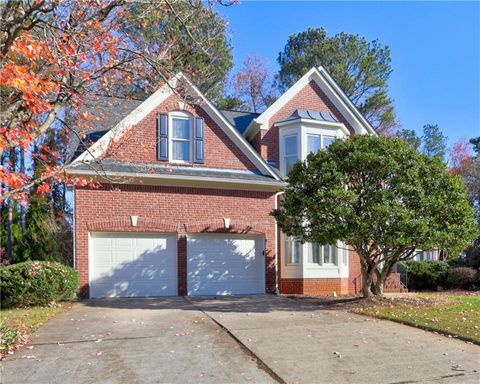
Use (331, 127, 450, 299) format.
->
(351, 293, 480, 344)
(0, 302, 73, 358)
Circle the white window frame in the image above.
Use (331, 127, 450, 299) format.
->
(283, 134, 298, 176)
(169, 111, 193, 163)
(284, 236, 300, 265)
(307, 134, 336, 155)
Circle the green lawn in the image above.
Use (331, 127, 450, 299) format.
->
(0, 303, 72, 357)
(352, 293, 480, 344)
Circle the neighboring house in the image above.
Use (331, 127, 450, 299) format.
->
(67, 67, 400, 299)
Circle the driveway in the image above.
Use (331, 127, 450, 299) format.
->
(2, 296, 479, 384)
(0, 298, 275, 384)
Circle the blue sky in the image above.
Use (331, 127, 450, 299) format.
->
(219, 1, 480, 148)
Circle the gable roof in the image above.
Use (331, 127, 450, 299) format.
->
(243, 66, 377, 139)
(70, 73, 281, 181)
(68, 96, 142, 162)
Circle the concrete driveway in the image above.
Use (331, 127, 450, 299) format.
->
(2, 296, 479, 384)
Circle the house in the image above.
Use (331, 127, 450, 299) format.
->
(67, 67, 404, 298)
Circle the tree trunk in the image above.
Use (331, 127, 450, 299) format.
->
(19, 148, 26, 233)
(361, 265, 374, 298)
(7, 202, 13, 263)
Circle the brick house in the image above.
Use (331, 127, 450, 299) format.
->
(67, 67, 404, 299)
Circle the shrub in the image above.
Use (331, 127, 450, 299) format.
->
(401, 260, 450, 291)
(446, 267, 478, 289)
(0, 323, 23, 354)
(0, 261, 78, 308)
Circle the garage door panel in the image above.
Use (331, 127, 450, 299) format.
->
(187, 234, 265, 296)
(90, 233, 177, 298)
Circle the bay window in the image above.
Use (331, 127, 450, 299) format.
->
(284, 135, 298, 174)
(285, 236, 300, 264)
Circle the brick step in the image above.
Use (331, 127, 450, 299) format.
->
(384, 273, 408, 293)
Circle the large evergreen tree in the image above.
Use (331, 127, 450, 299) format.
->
(277, 28, 396, 135)
(422, 124, 447, 160)
(120, 0, 233, 100)
(273, 135, 478, 297)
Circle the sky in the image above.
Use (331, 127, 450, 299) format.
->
(219, 1, 480, 149)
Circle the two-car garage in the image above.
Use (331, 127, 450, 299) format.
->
(89, 232, 265, 298)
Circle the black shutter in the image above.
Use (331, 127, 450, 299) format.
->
(194, 117, 204, 163)
(157, 114, 168, 161)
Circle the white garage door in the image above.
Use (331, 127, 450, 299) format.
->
(187, 234, 265, 296)
(90, 232, 177, 298)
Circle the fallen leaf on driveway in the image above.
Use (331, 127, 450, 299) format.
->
(96, 351, 103, 356)
(95, 339, 102, 343)
(333, 351, 342, 358)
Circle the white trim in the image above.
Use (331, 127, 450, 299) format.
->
(73, 87, 172, 163)
(67, 168, 285, 191)
(176, 73, 281, 180)
(275, 118, 350, 136)
(169, 112, 194, 163)
(73, 72, 281, 181)
(244, 66, 377, 140)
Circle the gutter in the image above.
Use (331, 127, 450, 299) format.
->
(65, 168, 287, 189)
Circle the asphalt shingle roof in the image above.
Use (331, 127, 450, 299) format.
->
(68, 97, 258, 162)
(218, 109, 260, 134)
(67, 161, 283, 185)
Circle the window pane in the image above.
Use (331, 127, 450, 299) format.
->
(307, 135, 321, 154)
(285, 155, 297, 174)
(172, 140, 190, 161)
(172, 118, 190, 139)
(284, 136, 297, 156)
(322, 136, 335, 149)
(285, 237, 300, 264)
(323, 245, 332, 264)
(293, 240, 300, 264)
(308, 243, 320, 264)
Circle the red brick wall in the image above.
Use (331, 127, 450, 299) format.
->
(105, 94, 257, 171)
(348, 248, 363, 295)
(75, 184, 277, 298)
(259, 80, 355, 165)
(280, 278, 349, 295)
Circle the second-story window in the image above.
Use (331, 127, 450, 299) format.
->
(307, 134, 335, 154)
(284, 135, 298, 174)
(171, 115, 192, 162)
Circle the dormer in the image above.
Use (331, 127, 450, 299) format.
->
(276, 109, 350, 177)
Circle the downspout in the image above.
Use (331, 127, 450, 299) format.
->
(274, 191, 284, 295)
(72, 187, 76, 269)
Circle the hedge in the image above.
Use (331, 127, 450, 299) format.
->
(401, 260, 450, 291)
(447, 267, 478, 289)
(0, 261, 79, 308)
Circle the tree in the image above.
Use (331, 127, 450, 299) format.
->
(470, 136, 480, 155)
(272, 135, 478, 297)
(119, 0, 233, 100)
(396, 129, 421, 151)
(0, 0, 233, 202)
(276, 28, 396, 134)
(232, 55, 276, 113)
(422, 124, 447, 159)
(215, 95, 246, 111)
(449, 138, 472, 174)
